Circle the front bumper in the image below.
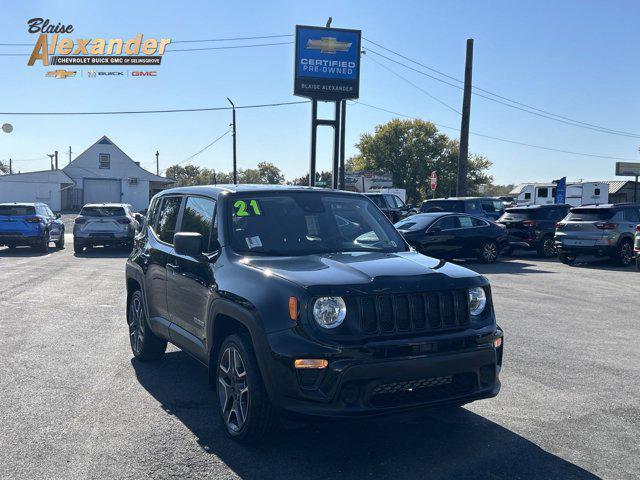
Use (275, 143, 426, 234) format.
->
(261, 326, 503, 419)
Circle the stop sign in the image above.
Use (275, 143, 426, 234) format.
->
(430, 171, 437, 191)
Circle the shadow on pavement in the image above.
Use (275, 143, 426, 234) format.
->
(0, 246, 54, 257)
(462, 259, 556, 276)
(74, 246, 131, 259)
(132, 351, 598, 480)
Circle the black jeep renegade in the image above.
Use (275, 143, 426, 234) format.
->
(125, 185, 503, 443)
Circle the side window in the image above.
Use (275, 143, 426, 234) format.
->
(538, 187, 549, 198)
(36, 205, 48, 217)
(524, 192, 532, 200)
(481, 200, 495, 213)
(180, 196, 216, 252)
(471, 217, 488, 227)
(384, 195, 397, 208)
(393, 195, 406, 208)
(370, 196, 386, 208)
(467, 201, 480, 212)
(458, 215, 474, 228)
(433, 216, 460, 231)
(155, 197, 182, 244)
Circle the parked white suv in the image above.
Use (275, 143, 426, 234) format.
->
(73, 203, 142, 254)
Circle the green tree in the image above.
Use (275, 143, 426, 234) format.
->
(164, 162, 284, 187)
(349, 119, 493, 203)
(288, 170, 333, 187)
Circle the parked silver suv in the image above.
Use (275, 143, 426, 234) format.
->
(555, 203, 640, 266)
(73, 203, 142, 254)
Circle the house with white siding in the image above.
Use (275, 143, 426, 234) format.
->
(0, 136, 172, 212)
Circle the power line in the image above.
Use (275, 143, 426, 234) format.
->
(0, 100, 309, 116)
(354, 100, 637, 161)
(172, 34, 293, 44)
(364, 54, 461, 115)
(167, 41, 293, 52)
(161, 129, 231, 173)
(363, 38, 640, 139)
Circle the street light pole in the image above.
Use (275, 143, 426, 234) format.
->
(227, 98, 237, 184)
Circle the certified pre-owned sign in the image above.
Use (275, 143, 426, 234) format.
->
(294, 25, 361, 101)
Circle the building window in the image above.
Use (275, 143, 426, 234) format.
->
(595, 188, 601, 196)
(99, 154, 110, 169)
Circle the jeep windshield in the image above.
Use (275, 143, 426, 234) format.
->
(227, 192, 407, 255)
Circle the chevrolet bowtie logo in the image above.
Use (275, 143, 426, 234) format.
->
(306, 37, 351, 54)
(45, 69, 76, 79)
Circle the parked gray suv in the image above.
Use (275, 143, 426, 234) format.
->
(73, 203, 142, 253)
(555, 203, 640, 266)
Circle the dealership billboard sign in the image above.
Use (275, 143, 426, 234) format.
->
(615, 162, 640, 176)
(294, 25, 361, 101)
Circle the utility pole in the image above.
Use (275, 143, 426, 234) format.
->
(47, 153, 55, 170)
(68, 146, 72, 164)
(155, 151, 160, 176)
(456, 38, 474, 197)
(227, 97, 237, 184)
(9, 158, 12, 175)
(54, 150, 58, 170)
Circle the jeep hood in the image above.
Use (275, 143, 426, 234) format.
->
(242, 251, 485, 295)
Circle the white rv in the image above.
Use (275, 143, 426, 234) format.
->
(510, 182, 609, 206)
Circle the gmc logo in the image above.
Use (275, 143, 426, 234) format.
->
(132, 71, 157, 77)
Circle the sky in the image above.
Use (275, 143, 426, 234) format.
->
(0, 0, 638, 185)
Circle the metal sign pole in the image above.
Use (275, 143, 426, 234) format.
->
(339, 100, 346, 190)
(331, 101, 341, 189)
(309, 100, 318, 187)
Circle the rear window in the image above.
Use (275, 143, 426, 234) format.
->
(0, 206, 36, 216)
(421, 200, 464, 213)
(80, 206, 126, 217)
(566, 208, 615, 221)
(395, 215, 435, 231)
(500, 208, 554, 221)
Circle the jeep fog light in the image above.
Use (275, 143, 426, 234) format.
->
(313, 297, 346, 329)
(468, 287, 487, 316)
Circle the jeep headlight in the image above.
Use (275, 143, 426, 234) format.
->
(313, 297, 346, 329)
(468, 287, 487, 316)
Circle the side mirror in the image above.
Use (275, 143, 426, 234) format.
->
(55, 212, 61, 219)
(174, 232, 203, 257)
(133, 213, 144, 223)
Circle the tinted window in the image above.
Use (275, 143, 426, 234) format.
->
(80, 206, 126, 217)
(566, 208, 616, 221)
(392, 195, 406, 208)
(471, 217, 488, 227)
(501, 207, 564, 221)
(368, 195, 386, 208)
(180, 196, 216, 251)
(459, 215, 474, 228)
(156, 197, 182, 244)
(433, 216, 460, 230)
(395, 215, 436, 231)
(422, 200, 464, 213)
(228, 192, 406, 255)
(0, 205, 36, 216)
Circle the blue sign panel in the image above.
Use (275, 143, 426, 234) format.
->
(555, 177, 567, 204)
(294, 25, 361, 100)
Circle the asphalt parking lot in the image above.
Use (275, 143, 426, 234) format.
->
(1, 239, 638, 480)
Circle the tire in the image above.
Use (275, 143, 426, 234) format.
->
(536, 236, 556, 258)
(216, 334, 279, 443)
(559, 252, 576, 265)
(36, 231, 50, 253)
(612, 239, 633, 267)
(55, 229, 65, 249)
(127, 290, 166, 361)
(478, 240, 499, 263)
(73, 241, 84, 254)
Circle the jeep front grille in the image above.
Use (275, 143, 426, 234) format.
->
(356, 290, 470, 336)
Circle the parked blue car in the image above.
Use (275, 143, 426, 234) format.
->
(0, 202, 65, 252)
